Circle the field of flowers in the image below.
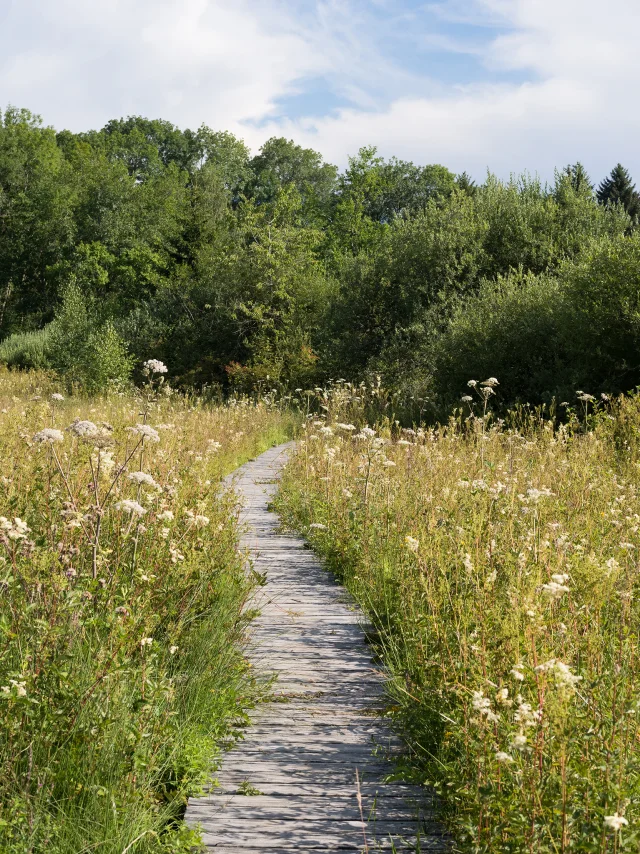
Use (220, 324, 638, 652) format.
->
(277, 382, 640, 852)
(0, 365, 291, 853)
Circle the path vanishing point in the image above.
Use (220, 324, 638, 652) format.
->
(185, 443, 448, 852)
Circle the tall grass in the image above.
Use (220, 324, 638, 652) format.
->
(0, 366, 293, 853)
(277, 383, 640, 851)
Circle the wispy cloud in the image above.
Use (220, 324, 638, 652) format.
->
(1, 0, 639, 182)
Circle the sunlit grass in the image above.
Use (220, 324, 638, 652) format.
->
(278, 381, 640, 852)
(0, 367, 293, 853)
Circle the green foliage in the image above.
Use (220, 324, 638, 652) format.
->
(0, 326, 53, 369)
(597, 163, 640, 220)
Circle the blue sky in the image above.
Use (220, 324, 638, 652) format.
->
(1, 0, 639, 183)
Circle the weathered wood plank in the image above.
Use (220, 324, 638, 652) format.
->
(185, 443, 447, 851)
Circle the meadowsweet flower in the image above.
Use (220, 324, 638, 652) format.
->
(170, 645, 178, 654)
(542, 580, 570, 600)
(143, 359, 168, 374)
(495, 751, 513, 763)
(511, 666, 525, 682)
(161, 527, 170, 539)
(68, 419, 99, 438)
(158, 510, 174, 521)
(526, 487, 554, 502)
(604, 814, 628, 831)
(194, 515, 210, 527)
(535, 659, 582, 691)
(129, 424, 160, 443)
(463, 554, 474, 574)
(50, 393, 64, 401)
(33, 428, 64, 443)
(1, 679, 27, 698)
(405, 536, 420, 553)
(511, 733, 528, 749)
(496, 687, 510, 705)
(0, 517, 30, 541)
(140, 637, 153, 648)
(128, 471, 158, 488)
(114, 500, 147, 516)
(514, 702, 542, 727)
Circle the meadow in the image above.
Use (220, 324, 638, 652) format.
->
(277, 382, 640, 852)
(0, 365, 291, 853)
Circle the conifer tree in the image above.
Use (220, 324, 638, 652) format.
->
(597, 163, 640, 219)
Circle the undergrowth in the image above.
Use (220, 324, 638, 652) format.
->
(277, 381, 640, 852)
(0, 365, 293, 853)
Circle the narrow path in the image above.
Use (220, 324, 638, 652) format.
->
(185, 443, 447, 852)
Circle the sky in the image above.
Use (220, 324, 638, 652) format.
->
(1, 0, 639, 182)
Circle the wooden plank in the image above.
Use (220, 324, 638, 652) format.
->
(185, 443, 447, 851)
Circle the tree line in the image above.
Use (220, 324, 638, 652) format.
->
(2, 105, 640, 410)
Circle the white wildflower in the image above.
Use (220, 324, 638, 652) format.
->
(511, 666, 525, 682)
(467, 380, 478, 388)
(405, 536, 420, 553)
(542, 580, 570, 600)
(360, 427, 376, 438)
(495, 751, 513, 763)
(604, 814, 628, 831)
(382, 459, 396, 467)
(309, 523, 328, 531)
(51, 393, 65, 401)
(194, 515, 210, 527)
(482, 377, 500, 387)
(514, 702, 542, 727)
(140, 637, 153, 648)
(33, 428, 64, 443)
(511, 733, 528, 750)
(461, 395, 473, 403)
(68, 420, 99, 438)
(129, 424, 160, 443)
(128, 471, 158, 488)
(535, 659, 582, 691)
(170, 645, 178, 655)
(114, 500, 147, 516)
(158, 510, 174, 521)
(335, 423, 356, 431)
(464, 554, 474, 574)
(143, 359, 168, 374)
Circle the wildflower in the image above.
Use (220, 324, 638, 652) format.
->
(319, 426, 333, 436)
(169, 544, 184, 563)
(0, 517, 30, 541)
(114, 500, 147, 516)
(343, 489, 353, 498)
(577, 392, 595, 402)
(604, 814, 628, 831)
(33, 428, 64, 443)
(140, 637, 153, 648)
(68, 419, 99, 438)
(158, 510, 174, 521)
(128, 471, 158, 488)
(143, 359, 168, 374)
(51, 393, 65, 401)
(309, 523, 328, 531)
(405, 536, 420, 553)
(129, 424, 160, 443)
(194, 515, 210, 527)
(467, 380, 478, 388)
(1, 679, 27, 698)
(511, 666, 525, 682)
(526, 487, 554, 503)
(511, 733, 528, 750)
(619, 542, 635, 550)
(170, 645, 178, 655)
(514, 702, 542, 727)
(495, 751, 513, 763)
(360, 427, 376, 438)
(335, 423, 356, 431)
(461, 395, 473, 403)
(161, 527, 170, 539)
(397, 439, 412, 445)
(382, 459, 396, 467)
(463, 554, 474, 574)
(535, 659, 582, 691)
(542, 580, 570, 600)
(482, 377, 500, 387)
(605, 557, 620, 575)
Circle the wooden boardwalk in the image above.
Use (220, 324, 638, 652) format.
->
(185, 443, 447, 852)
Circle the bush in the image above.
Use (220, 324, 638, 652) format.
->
(0, 327, 53, 369)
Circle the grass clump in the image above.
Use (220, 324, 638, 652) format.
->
(0, 365, 292, 853)
(277, 384, 640, 851)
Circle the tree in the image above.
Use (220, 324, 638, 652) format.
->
(597, 163, 640, 220)
(247, 137, 337, 222)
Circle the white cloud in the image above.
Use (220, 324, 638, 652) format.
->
(1, 0, 639, 181)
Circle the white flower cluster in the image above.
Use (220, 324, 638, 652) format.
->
(51, 393, 65, 402)
(68, 420, 100, 438)
(128, 471, 158, 488)
(143, 359, 168, 374)
(405, 535, 420, 553)
(0, 517, 30, 541)
(604, 813, 628, 831)
(129, 424, 160, 443)
(535, 659, 582, 691)
(33, 428, 64, 444)
(309, 522, 327, 531)
(542, 573, 570, 600)
(1, 679, 27, 698)
(114, 499, 147, 516)
(471, 690, 499, 723)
